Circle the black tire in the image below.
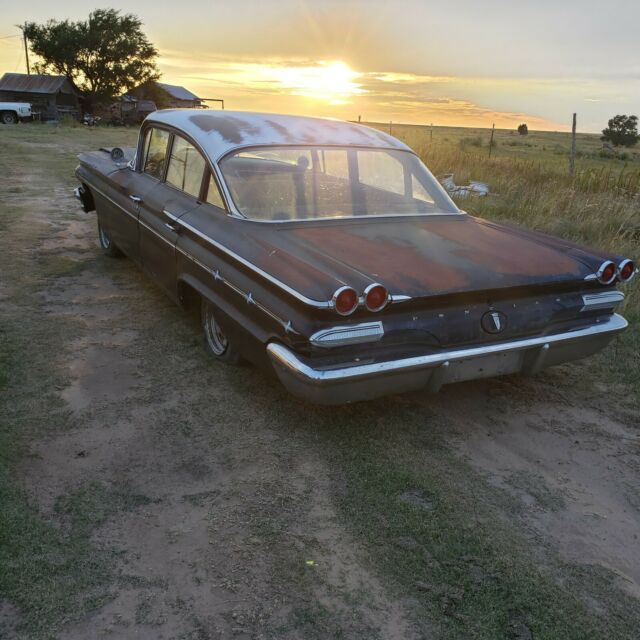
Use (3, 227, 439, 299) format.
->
(97, 221, 123, 257)
(1, 111, 18, 125)
(201, 299, 241, 364)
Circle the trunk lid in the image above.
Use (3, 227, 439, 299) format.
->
(245, 215, 599, 302)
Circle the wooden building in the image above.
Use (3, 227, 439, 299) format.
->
(130, 81, 204, 109)
(0, 73, 82, 121)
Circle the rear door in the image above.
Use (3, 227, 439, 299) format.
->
(138, 132, 207, 298)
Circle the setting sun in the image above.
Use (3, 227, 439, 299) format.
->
(270, 60, 364, 104)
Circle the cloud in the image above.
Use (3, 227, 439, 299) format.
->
(155, 50, 564, 129)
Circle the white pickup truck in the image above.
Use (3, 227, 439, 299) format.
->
(0, 102, 32, 124)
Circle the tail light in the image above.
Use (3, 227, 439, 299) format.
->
(596, 260, 616, 285)
(618, 259, 636, 283)
(332, 286, 359, 316)
(364, 283, 389, 312)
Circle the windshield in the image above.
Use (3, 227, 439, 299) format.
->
(219, 146, 459, 221)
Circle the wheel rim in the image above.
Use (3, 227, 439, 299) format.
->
(2, 114, 14, 124)
(204, 309, 228, 355)
(98, 225, 111, 249)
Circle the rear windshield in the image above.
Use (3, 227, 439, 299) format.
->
(219, 146, 459, 221)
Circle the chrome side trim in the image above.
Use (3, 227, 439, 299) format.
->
(139, 218, 176, 247)
(86, 182, 406, 312)
(268, 314, 628, 385)
(176, 246, 298, 334)
(581, 290, 624, 312)
(310, 321, 384, 348)
(175, 216, 332, 309)
(89, 183, 138, 222)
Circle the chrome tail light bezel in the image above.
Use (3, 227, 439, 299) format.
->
(617, 258, 636, 283)
(363, 283, 390, 312)
(596, 260, 617, 285)
(331, 285, 359, 316)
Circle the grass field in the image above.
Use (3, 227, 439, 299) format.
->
(0, 121, 639, 640)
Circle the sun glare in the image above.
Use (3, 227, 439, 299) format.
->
(271, 61, 364, 105)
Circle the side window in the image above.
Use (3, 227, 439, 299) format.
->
(357, 150, 404, 195)
(206, 174, 225, 209)
(412, 174, 435, 204)
(321, 149, 349, 180)
(166, 135, 206, 198)
(143, 128, 170, 179)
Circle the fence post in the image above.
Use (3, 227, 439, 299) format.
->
(569, 113, 577, 175)
(488, 123, 495, 158)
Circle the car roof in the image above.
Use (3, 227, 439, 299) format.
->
(144, 109, 412, 162)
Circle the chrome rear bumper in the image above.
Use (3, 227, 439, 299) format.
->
(267, 313, 628, 404)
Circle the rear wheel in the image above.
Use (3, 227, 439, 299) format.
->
(201, 299, 241, 364)
(1, 111, 18, 125)
(97, 221, 123, 257)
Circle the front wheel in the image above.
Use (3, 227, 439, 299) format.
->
(201, 299, 241, 364)
(97, 221, 123, 257)
(1, 111, 18, 125)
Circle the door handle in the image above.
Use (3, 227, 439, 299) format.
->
(129, 195, 142, 204)
(165, 220, 182, 233)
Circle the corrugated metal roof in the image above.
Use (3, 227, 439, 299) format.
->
(157, 82, 201, 101)
(0, 73, 75, 94)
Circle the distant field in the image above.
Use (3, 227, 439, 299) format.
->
(365, 121, 640, 171)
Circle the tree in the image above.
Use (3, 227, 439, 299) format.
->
(23, 9, 159, 104)
(601, 115, 638, 148)
(517, 123, 528, 136)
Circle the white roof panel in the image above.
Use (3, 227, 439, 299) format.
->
(144, 109, 412, 163)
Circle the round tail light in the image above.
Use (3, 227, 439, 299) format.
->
(364, 283, 389, 312)
(332, 286, 359, 316)
(618, 259, 636, 282)
(596, 260, 616, 285)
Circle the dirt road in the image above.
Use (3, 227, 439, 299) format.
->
(1, 127, 639, 639)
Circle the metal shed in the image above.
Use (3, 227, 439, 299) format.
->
(131, 81, 204, 109)
(0, 73, 81, 121)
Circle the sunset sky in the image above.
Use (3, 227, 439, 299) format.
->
(1, 0, 638, 132)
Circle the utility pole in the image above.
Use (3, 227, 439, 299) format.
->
(430, 123, 433, 142)
(569, 113, 577, 176)
(20, 24, 30, 75)
(488, 123, 495, 158)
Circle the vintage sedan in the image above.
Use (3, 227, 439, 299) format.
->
(74, 110, 634, 404)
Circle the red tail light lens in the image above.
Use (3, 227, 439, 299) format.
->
(364, 283, 389, 312)
(597, 260, 616, 285)
(618, 259, 636, 282)
(332, 286, 359, 316)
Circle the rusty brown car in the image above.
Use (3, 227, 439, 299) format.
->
(74, 110, 635, 403)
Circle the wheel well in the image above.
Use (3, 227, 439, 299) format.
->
(80, 183, 96, 212)
(177, 280, 201, 311)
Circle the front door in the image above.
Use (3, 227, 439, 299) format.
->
(138, 132, 208, 299)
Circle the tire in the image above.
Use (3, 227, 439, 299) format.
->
(1, 111, 18, 125)
(97, 221, 123, 257)
(201, 299, 241, 364)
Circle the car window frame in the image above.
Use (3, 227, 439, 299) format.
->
(135, 123, 230, 214)
(164, 133, 209, 201)
(140, 126, 172, 182)
(217, 144, 461, 222)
